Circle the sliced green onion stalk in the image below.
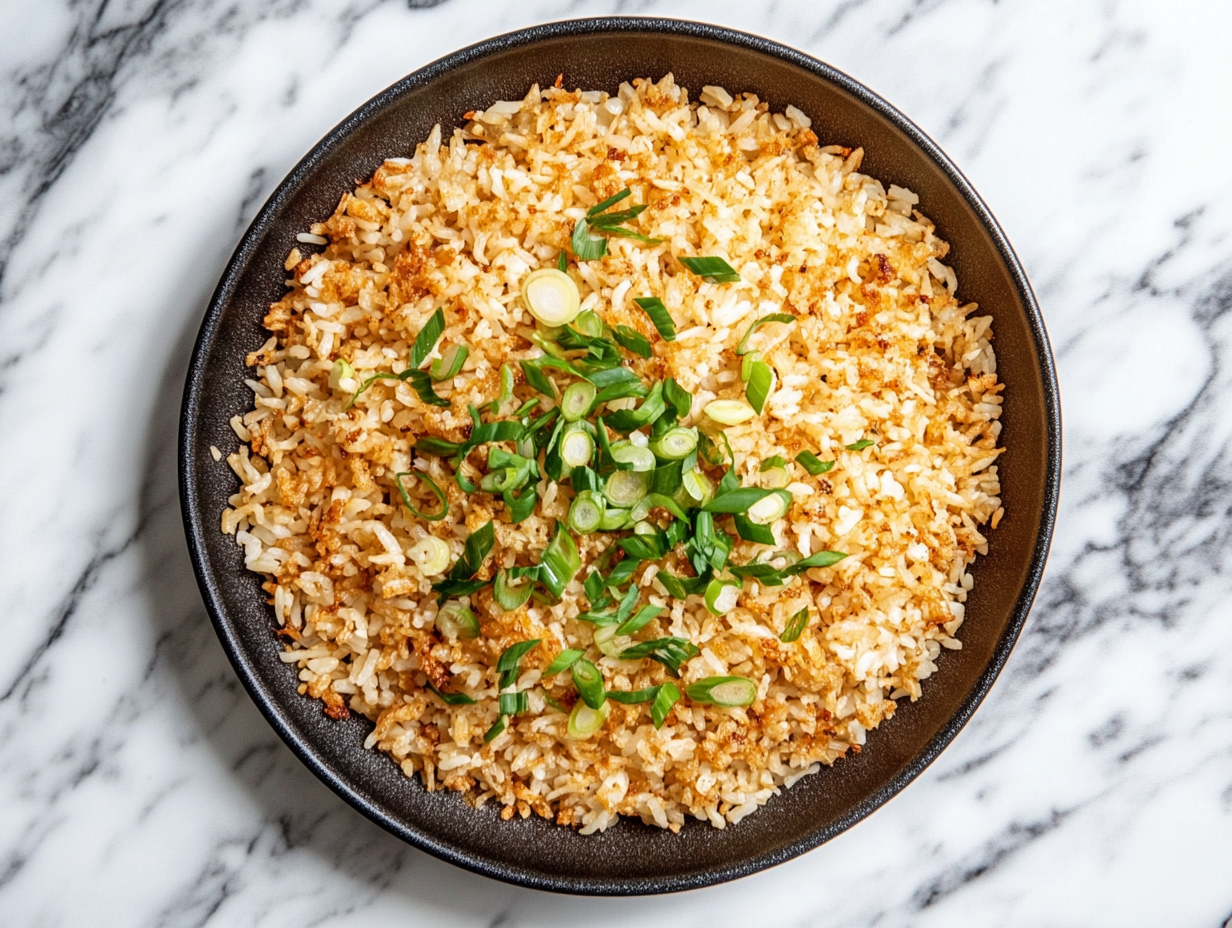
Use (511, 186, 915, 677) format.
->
(704, 578, 741, 616)
(429, 343, 469, 381)
(557, 250, 568, 273)
(488, 362, 514, 413)
(630, 492, 688, 523)
(598, 508, 632, 531)
(615, 604, 664, 636)
(704, 399, 756, 425)
(684, 675, 758, 707)
(609, 441, 656, 473)
(499, 690, 530, 716)
(561, 381, 596, 421)
(613, 324, 652, 358)
(479, 467, 521, 494)
(678, 255, 741, 284)
(436, 602, 479, 640)
(408, 536, 451, 576)
(410, 307, 447, 368)
(780, 606, 810, 643)
(425, 681, 477, 705)
(483, 715, 508, 743)
(592, 624, 632, 659)
(542, 648, 585, 677)
(745, 360, 776, 414)
(574, 310, 606, 338)
(568, 490, 605, 534)
(633, 296, 676, 341)
(566, 699, 609, 739)
(571, 218, 607, 261)
(651, 681, 680, 728)
(747, 488, 792, 525)
(760, 463, 789, 489)
(497, 639, 541, 688)
(632, 520, 657, 537)
(846, 438, 876, 451)
(521, 268, 581, 326)
(394, 471, 448, 521)
(560, 425, 595, 468)
(537, 524, 580, 600)
(603, 469, 650, 509)
(682, 467, 713, 505)
(605, 686, 659, 705)
(570, 658, 606, 709)
(649, 426, 698, 461)
(740, 350, 762, 383)
(329, 358, 357, 392)
(795, 450, 835, 475)
(493, 570, 534, 611)
(736, 312, 795, 356)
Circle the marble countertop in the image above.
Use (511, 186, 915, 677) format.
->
(3, 0, 1230, 924)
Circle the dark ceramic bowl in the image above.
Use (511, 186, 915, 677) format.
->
(180, 17, 1061, 895)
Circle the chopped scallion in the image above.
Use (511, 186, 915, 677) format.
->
(703, 399, 756, 425)
(560, 425, 595, 468)
(561, 381, 596, 421)
(521, 268, 581, 326)
(542, 648, 585, 677)
(649, 426, 698, 461)
(633, 296, 676, 341)
(703, 578, 741, 616)
(780, 606, 810, 643)
(566, 699, 609, 739)
(496, 639, 541, 688)
(609, 441, 656, 473)
(684, 675, 758, 707)
(603, 469, 650, 509)
(735, 312, 795, 356)
(570, 658, 606, 709)
(493, 569, 534, 611)
(651, 681, 680, 728)
(568, 490, 605, 534)
(679, 255, 741, 284)
(613, 325, 652, 358)
(429, 343, 469, 381)
(394, 471, 448, 521)
(846, 438, 875, 451)
(745, 360, 775, 414)
(408, 535, 451, 576)
(795, 450, 835, 475)
(592, 624, 632, 659)
(435, 602, 479, 640)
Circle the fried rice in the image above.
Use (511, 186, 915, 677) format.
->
(221, 74, 1003, 832)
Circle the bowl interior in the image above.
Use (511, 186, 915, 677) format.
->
(180, 19, 1059, 895)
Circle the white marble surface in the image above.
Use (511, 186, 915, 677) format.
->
(2, 0, 1231, 923)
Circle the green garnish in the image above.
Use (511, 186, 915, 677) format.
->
(780, 606, 810, 643)
(846, 438, 875, 451)
(572, 188, 663, 261)
(633, 296, 677, 341)
(557, 251, 568, 272)
(651, 681, 680, 728)
(493, 569, 534, 611)
(425, 681, 477, 705)
(484, 716, 507, 742)
(795, 450, 835, 475)
(605, 687, 660, 705)
(613, 325, 652, 358)
(347, 307, 449, 409)
(702, 487, 790, 515)
(618, 637, 700, 677)
(679, 256, 741, 284)
(570, 658, 606, 709)
(728, 549, 848, 586)
(542, 649, 585, 677)
(760, 455, 788, 471)
(436, 602, 479, 640)
(561, 381, 596, 421)
(566, 700, 608, 739)
(498, 691, 530, 716)
(745, 360, 775, 414)
(567, 490, 606, 534)
(430, 520, 495, 604)
(497, 639, 541, 689)
(393, 471, 448, 521)
(684, 675, 758, 707)
(537, 522, 580, 600)
(430, 343, 468, 382)
(735, 312, 795, 356)
(519, 358, 558, 398)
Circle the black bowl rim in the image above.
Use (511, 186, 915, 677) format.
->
(179, 16, 1062, 896)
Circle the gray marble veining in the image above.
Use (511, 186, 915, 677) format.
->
(2, 1, 1231, 925)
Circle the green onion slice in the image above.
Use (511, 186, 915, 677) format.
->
(603, 469, 650, 509)
(411, 307, 448, 369)
(498, 690, 530, 716)
(519, 359, 558, 398)
(703, 399, 756, 425)
(613, 325, 652, 358)
(488, 362, 514, 413)
(745, 360, 775, 414)
(542, 648, 585, 677)
(560, 425, 595, 468)
(679, 256, 741, 284)
(598, 508, 632, 532)
(615, 604, 664, 636)
(651, 681, 680, 728)
(483, 716, 507, 743)
(630, 492, 688, 523)
(557, 250, 568, 272)
(618, 637, 700, 677)
(605, 686, 660, 705)
(684, 675, 758, 707)
(537, 523, 580, 600)
(649, 426, 698, 461)
(682, 467, 713, 505)
(561, 381, 596, 421)
(493, 570, 534, 611)
(329, 358, 356, 391)
(566, 699, 609, 739)
(568, 490, 605, 534)
(733, 513, 775, 545)
(587, 188, 631, 217)
(425, 681, 477, 705)
(436, 602, 479, 640)
(747, 488, 792, 524)
(592, 624, 632, 659)
(429, 343, 469, 381)
(408, 535, 451, 576)
(740, 350, 762, 383)
(497, 639, 541, 689)
(571, 218, 607, 261)
(704, 578, 741, 616)
(846, 438, 876, 451)
(795, 450, 835, 475)
(735, 312, 795, 356)
(394, 471, 448, 521)
(780, 606, 810, 643)
(632, 296, 677, 341)
(521, 268, 581, 326)
(573, 310, 606, 338)
(610, 441, 656, 473)
(703, 487, 789, 515)
(403, 369, 451, 408)
(430, 520, 494, 603)
(663, 377, 692, 419)
(570, 658, 606, 709)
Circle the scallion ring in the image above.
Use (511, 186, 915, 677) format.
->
(703, 399, 756, 425)
(632, 520, 657, 537)
(408, 536, 451, 576)
(592, 624, 633, 659)
(520, 267, 581, 326)
(567, 490, 606, 534)
(566, 699, 609, 739)
(684, 675, 758, 707)
(493, 570, 534, 611)
(329, 358, 357, 392)
(609, 441, 656, 473)
(560, 425, 595, 469)
(598, 508, 632, 531)
(747, 488, 792, 525)
(703, 578, 741, 616)
(435, 602, 479, 640)
(681, 467, 713, 505)
(603, 469, 650, 509)
(651, 681, 680, 728)
(479, 467, 521, 494)
(560, 381, 597, 421)
(649, 427, 698, 461)
(745, 360, 776, 414)
(740, 350, 762, 383)
(570, 658, 606, 709)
